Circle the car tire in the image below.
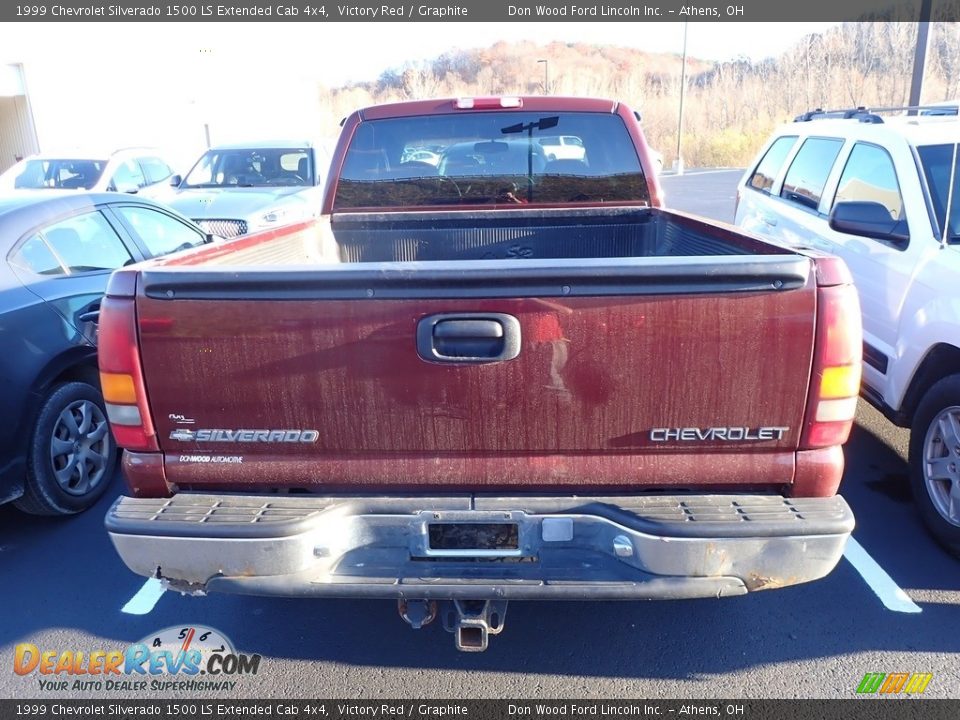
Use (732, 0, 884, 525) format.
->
(14, 381, 117, 516)
(908, 374, 960, 557)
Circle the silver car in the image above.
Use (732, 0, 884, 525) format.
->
(166, 140, 329, 238)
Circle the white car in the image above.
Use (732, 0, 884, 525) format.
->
(0, 148, 176, 198)
(538, 135, 663, 174)
(734, 107, 960, 555)
(538, 135, 587, 161)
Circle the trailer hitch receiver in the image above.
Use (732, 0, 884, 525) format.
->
(440, 599, 509, 652)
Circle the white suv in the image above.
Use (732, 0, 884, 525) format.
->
(735, 108, 960, 555)
(0, 147, 175, 198)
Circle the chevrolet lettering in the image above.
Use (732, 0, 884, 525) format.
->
(649, 427, 790, 442)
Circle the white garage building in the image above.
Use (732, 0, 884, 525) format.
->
(0, 64, 39, 173)
(1, 36, 329, 177)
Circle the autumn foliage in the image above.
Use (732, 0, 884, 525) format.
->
(317, 23, 960, 168)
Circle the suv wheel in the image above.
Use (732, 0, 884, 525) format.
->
(14, 381, 117, 516)
(909, 375, 960, 556)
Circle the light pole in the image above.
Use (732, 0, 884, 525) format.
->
(675, 22, 688, 175)
(537, 59, 549, 95)
(908, 0, 933, 115)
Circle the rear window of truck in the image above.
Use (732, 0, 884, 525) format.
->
(333, 111, 649, 209)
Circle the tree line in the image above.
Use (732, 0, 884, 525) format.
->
(316, 22, 960, 168)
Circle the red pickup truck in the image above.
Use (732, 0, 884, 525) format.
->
(101, 97, 860, 652)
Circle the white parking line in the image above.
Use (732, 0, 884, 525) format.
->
(121, 578, 166, 615)
(843, 537, 922, 613)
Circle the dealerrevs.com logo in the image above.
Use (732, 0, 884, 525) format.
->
(14, 625, 261, 692)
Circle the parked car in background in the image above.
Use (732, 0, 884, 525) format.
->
(0, 193, 213, 516)
(538, 134, 663, 174)
(538, 134, 587, 161)
(0, 148, 176, 198)
(400, 148, 441, 166)
(735, 107, 960, 555)
(166, 140, 329, 238)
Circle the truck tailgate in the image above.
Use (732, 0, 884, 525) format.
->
(135, 258, 815, 491)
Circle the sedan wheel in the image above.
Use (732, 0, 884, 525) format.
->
(15, 380, 118, 516)
(50, 399, 112, 496)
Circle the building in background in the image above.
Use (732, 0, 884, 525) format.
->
(0, 44, 329, 177)
(0, 64, 39, 173)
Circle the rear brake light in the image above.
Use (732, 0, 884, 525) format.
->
(800, 282, 862, 450)
(454, 97, 523, 110)
(98, 296, 158, 452)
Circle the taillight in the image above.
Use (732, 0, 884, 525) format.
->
(98, 295, 158, 452)
(800, 282, 862, 449)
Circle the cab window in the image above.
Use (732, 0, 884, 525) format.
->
(141, 157, 173, 185)
(115, 205, 206, 258)
(918, 143, 960, 240)
(748, 136, 797, 192)
(780, 137, 844, 210)
(109, 159, 146, 192)
(39, 212, 133, 273)
(833, 143, 905, 221)
(9, 234, 64, 276)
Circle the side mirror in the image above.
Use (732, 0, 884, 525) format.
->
(169, 174, 182, 188)
(829, 201, 909, 245)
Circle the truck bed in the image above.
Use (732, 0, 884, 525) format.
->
(156, 207, 789, 268)
(127, 207, 817, 494)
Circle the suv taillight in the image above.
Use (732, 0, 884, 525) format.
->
(800, 281, 862, 449)
(99, 295, 158, 452)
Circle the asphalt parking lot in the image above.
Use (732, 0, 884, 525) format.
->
(1, 169, 957, 700)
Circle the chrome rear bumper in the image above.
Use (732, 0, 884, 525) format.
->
(106, 493, 854, 600)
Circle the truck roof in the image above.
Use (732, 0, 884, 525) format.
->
(358, 96, 620, 121)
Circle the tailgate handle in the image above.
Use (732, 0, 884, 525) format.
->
(435, 319, 503, 339)
(417, 313, 521, 364)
